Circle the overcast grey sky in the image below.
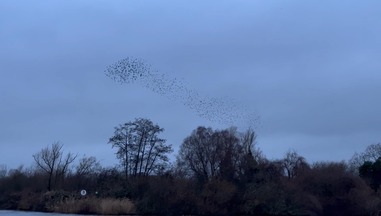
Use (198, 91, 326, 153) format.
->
(1, 1, 381, 169)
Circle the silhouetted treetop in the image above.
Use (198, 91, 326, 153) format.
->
(108, 118, 172, 178)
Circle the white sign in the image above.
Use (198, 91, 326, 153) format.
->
(80, 189, 87, 196)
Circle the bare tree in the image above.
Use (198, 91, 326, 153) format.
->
(177, 126, 255, 182)
(240, 128, 264, 163)
(177, 126, 215, 182)
(76, 156, 102, 176)
(55, 151, 77, 187)
(109, 121, 133, 179)
(280, 150, 308, 179)
(241, 128, 256, 155)
(349, 143, 381, 173)
(109, 118, 172, 178)
(213, 128, 241, 181)
(33, 142, 77, 191)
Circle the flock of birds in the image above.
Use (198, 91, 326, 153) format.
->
(105, 57, 259, 128)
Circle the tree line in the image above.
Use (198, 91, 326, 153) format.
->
(1, 117, 381, 215)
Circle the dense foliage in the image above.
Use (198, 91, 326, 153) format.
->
(1, 118, 381, 215)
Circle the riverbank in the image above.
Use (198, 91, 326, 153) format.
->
(51, 196, 135, 215)
(0, 191, 136, 215)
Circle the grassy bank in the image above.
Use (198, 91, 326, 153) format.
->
(52, 197, 135, 215)
(0, 190, 136, 215)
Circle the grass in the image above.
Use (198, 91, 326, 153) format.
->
(52, 197, 136, 215)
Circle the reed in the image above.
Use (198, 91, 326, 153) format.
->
(52, 197, 135, 215)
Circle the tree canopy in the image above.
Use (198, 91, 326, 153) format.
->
(108, 118, 172, 178)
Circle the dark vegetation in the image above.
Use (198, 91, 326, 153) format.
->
(1, 118, 381, 215)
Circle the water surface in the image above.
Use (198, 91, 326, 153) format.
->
(0, 210, 88, 216)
